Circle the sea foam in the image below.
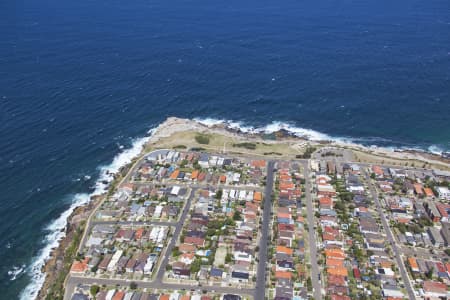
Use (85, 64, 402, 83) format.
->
(19, 133, 152, 300)
(8, 265, 26, 281)
(19, 118, 445, 299)
(194, 117, 446, 155)
(19, 193, 90, 300)
(194, 117, 346, 142)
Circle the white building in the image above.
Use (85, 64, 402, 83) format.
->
(233, 251, 252, 263)
(107, 250, 123, 272)
(154, 205, 163, 218)
(105, 290, 116, 300)
(233, 173, 241, 183)
(437, 186, 450, 200)
(170, 185, 180, 196)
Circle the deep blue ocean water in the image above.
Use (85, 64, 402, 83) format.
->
(1, 0, 450, 298)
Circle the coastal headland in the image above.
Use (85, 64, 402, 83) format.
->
(36, 117, 450, 300)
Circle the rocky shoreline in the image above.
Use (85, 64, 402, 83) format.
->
(34, 117, 449, 300)
(36, 195, 101, 300)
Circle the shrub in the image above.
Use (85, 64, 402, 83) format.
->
(195, 134, 210, 144)
(233, 142, 256, 150)
(296, 146, 317, 159)
(264, 152, 282, 155)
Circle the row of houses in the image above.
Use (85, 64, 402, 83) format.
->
(315, 161, 409, 299)
(372, 164, 450, 201)
(408, 256, 450, 282)
(314, 170, 353, 300)
(72, 225, 168, 277)
(372, 164, 450, 183)
(406, 256, 450, 297)
(272, 162, 307, 300)
(96, 184, 187, 222)
(380, 182, 450, 249)
(73, 289, 243, 300)
(354, 169, 407, 299)
(170, 187, 261, 285)
(138, 151, 266, 187)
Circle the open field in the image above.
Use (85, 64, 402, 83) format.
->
(142, 117, 450, 171)
(145, 130, 312, 158)
(351, 149, 450, 171)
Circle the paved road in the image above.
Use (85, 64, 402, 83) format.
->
(64, 188, 196, 300)
(312, 147, 354, 162)
(364, 170, 416, 300)
(131, 181, 265, 192)
(65, 158, 273, 299)
(76, 150, 153, 253)
(66, 275, 254, 297)
(254, 160, 275, 300)
(301, 160, 322, 300)
(64, 185, 257, 299)
(400, 245, 448, 261)
(155, 188, 196, 283)
(78, 220, 177, 253)
(91, 220, 177, 227)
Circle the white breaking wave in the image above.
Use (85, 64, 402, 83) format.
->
(194, 117, 447, 154)
(193, 117, 226, 127)
(194, 117, 349, 142)
(92, 133, 152, 197)
(19, 193, 89, 300)
(20, 133, 153, 300)
(8, 265, 26, 281)
(18, 118, 446, 299)
(428, 145, 445, 155)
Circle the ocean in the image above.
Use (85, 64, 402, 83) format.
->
(0, 0, 449, 298)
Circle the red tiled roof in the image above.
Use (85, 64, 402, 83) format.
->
(423, 281, 447, 294)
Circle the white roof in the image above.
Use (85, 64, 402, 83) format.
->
(171, 185, 180, 195)
(105, 290, 115, 300)
(437, 186, 449, 193)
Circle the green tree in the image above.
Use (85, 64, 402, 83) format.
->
(190, 258, 202, 273)
(180, 159, 188, 168)
(129, 282, 138, 290)
(306, 277, 312, 291)
(90, 285, 99, 296)
(225, 253, 233, 264)
(233, 210, 242, 221)
(397, 223, 406, 234)
(172, 246, 181, 257)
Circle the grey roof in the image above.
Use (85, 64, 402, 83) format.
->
(210, 267, 223, 277)
(441, 222, 450, 245)
(71, 294, 89, 300)
(131, 292, 142, 300)
(223, 295, 242, 300)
